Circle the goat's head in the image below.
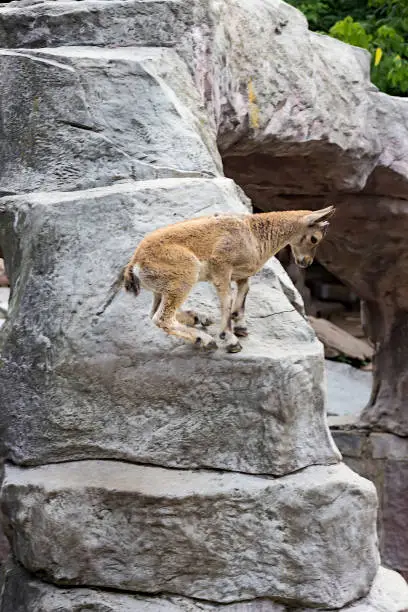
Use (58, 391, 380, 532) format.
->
(290, 205, 335, 268)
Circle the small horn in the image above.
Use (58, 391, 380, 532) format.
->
(302, 205, 335, 227)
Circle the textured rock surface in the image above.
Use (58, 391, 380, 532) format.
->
(0, 46, 221, 195)
(1, 0, 407, 195)
(332, 427, 408, 581)
(1, 0, 408, 436)
(2, 564, 407, 612)
(0, 178, 340, 474)
(217, 13, 408, 200)
(0, 0, 210, 62)
(1, 461, 379, 606)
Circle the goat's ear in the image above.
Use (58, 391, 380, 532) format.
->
(302, 205, 335, 227)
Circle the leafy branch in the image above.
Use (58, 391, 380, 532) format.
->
(287, 0, 408, 95)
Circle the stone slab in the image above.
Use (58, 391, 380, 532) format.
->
(331, 430, 368, 459)
(0, 0, 206, 57)
(0, 46, 220, 195)
(1, 461, 379, 607)
(370, 433, 408, 460)
(0, 178, 340, 475)
(2, 564, 407, 611)
(2, 0, 408, 195)
(309, 318, 373, 362)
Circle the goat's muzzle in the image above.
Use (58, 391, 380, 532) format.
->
(296, 256, 313, 268)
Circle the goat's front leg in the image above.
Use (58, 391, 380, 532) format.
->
(232, 278, 250, 337)
(212, 271, 242, 353)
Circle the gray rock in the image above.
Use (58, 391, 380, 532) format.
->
(212, 1, 408, 198)
(370, 433, 408, 460)
(0, 0, 208, 62)
(327, 428, 408, 582)
(2, 563, 407, 612)
(1, 461, 379, 607)
(383, 460, 408, 577)
(324, 360, 372, 418)
(2, 0, 407, 197)
(0, 178, 340, 475)
(331, 430, 368, 459)
(0, 2, 399, 609)
(0, 46, 221, 195)
(299, 567, 408, 612)
(2, 0, 408, 436)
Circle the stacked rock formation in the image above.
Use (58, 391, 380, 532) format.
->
(208, 0, 408, 580)
(0, 0, 407, 610)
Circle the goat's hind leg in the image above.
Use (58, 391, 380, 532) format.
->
(232, 278, 250, 337)
(150, 293, 162, 318)
(153, 290, 217, 350)
(176, 310, 213, 327)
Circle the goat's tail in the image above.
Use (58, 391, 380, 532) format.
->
(123, 262, 141, 296)
(94, 261, 140, 320)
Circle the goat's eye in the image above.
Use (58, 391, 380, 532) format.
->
(310, 235, 319, 245)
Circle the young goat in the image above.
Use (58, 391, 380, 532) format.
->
(122, 206, 334, 353)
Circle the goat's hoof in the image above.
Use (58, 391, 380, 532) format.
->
(231, 311, 239, 320)
(204, 339, 218, 351)
(234, 326, 248, 337)
(219, 331, 226, 340)
(226, 341, 242, 353)
(195, 337, 218, 351)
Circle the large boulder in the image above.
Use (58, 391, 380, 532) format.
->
(2, 562, 407, 612)
(0, 46, 221, 195)
(1, 563, 406, 612)
(0, 178, 340, 475)
(0, 0, 209, 62)
(2, 0, 408, 435)
(1, 461, 378, 607)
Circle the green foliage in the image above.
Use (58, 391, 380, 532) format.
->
(286, 0, 408, 96)
(330, 16, 373, 48)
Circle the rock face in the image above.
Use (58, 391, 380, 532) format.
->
(1, 461, 378, 606)
(1, 0, 407, 436)
(332, 426, 408, 583)
(2, 563, 408, 612)
(0, 0, 407, 610)
(0, 46, 221, 194)
(0, 179, 339, 475)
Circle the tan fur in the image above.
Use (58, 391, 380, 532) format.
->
(123, 205, 335, 352)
